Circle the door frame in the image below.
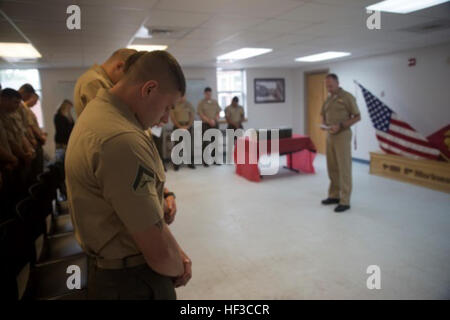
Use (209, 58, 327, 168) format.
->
(303, 69, 329, 140)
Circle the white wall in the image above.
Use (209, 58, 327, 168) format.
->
(39, 65, 300, 159)
(38, 66, 216, 158)
(295, 42, 450, 161)
(184, 67, 300, 134)
(38, 44, 449, 162)
(38, 65, 303, 158)
(183, 67, 217, 93)
(245, 68, 296, 131)
(172, 67, 217, 124)
(39, 67, 85, 158)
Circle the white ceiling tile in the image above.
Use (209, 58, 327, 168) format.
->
(0, 20, 24, 42)
(1, 0, 449, 69)
(219, 0, 306, 18)
(250, 19, 317, 33)
(277, 1, 365, 24)
(257, 33, 318, 48)
(0, 0, 68, 22)
(15, 20, 78, 36)
(130, 38, 177, 46)
(297, 22, 364, 37)
(378, 13, 440, 31)
(78, 0, 158, 10)
(409, 2, 450, 20)
(145, 10, 211, 28)
(314, 0, 375, 9)
(169, 45, 203, 55)
(184, 28, 237, 42)
(200, 15, 264, 31)
(225, 30, 284, 44)
(172, 37, 218, 49)
(155, 0, 232, 13)
(81, 6, 147, 25)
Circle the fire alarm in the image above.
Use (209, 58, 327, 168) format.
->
(408, 58, 416, 67)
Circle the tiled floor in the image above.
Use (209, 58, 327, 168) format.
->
(166, 154, 450, 299)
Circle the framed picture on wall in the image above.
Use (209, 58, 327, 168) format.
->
(254, 78, 285, 104)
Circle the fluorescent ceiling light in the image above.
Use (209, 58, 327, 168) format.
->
(127, 45, 167, 51)
(217, 48, 273, 61)
(0, 42, 41, 59)
(134, 26, 152, 39)
(295, 51, 351, 62)
(366, 0, 450, 14)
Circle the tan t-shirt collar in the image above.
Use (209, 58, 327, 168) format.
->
(334, 87, 344, 97)
(93, 64, 114, 87)
(97, 89, 146, 130)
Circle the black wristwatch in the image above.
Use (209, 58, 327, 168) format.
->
(164, 192, 176, 199)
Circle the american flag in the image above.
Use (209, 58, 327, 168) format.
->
(358, 83, 440, 161)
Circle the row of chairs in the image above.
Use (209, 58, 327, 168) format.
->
(0, 163, 88, 300)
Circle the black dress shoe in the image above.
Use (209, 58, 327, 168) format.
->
(203, 163, 209, 167)
(321, 198, 340, 205)
(334, 205, 350, 212)
(173, 165, 179, 171)
(188, 164, 196, 169)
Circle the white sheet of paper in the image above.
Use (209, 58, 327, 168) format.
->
(151, 126, 162, 137)
(320, 124, 331, 130)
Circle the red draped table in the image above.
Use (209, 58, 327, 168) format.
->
(233, 134, 317, 182)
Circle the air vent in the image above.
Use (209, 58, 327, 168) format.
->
(143, 26, 191, 39)
(401, 19, 450, 34)
(17, 58, 39, 62)
(150, 28, 173, 36)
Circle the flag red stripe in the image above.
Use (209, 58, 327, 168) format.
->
(378, 132, 438, 155)
(390, 118, 414, 130)
(376, 135, 438, 159)
(379, 143, 428, 160)
(386, 129, 434, 148)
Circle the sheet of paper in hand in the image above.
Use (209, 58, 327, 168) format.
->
(151, 126, 162, 137)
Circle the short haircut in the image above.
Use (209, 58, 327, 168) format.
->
(1, 88, 22, 99)
(204, 87, 212, 93)
(124, 50, 186, 95)
(19, 83, 36, 98)
(124, 51, 147, 74)
(232, 96, 239, 103)
(107, 48, 138, 63)
(326, 73, 339, 83)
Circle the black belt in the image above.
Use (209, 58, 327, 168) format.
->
(94, 254, 146, 270)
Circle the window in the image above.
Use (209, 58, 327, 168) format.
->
(0, 69, 44, 128)
(216, 69, 246, 118)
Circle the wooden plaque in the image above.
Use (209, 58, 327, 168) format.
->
(370, 152, 450, 193)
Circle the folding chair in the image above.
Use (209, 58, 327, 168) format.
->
(0, 218, 33, 300)
(16, 197, 82, 264)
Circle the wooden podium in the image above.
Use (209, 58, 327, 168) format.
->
(370, 152, 450, 193)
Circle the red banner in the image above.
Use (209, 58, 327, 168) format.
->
(427, 124, 450, 161)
